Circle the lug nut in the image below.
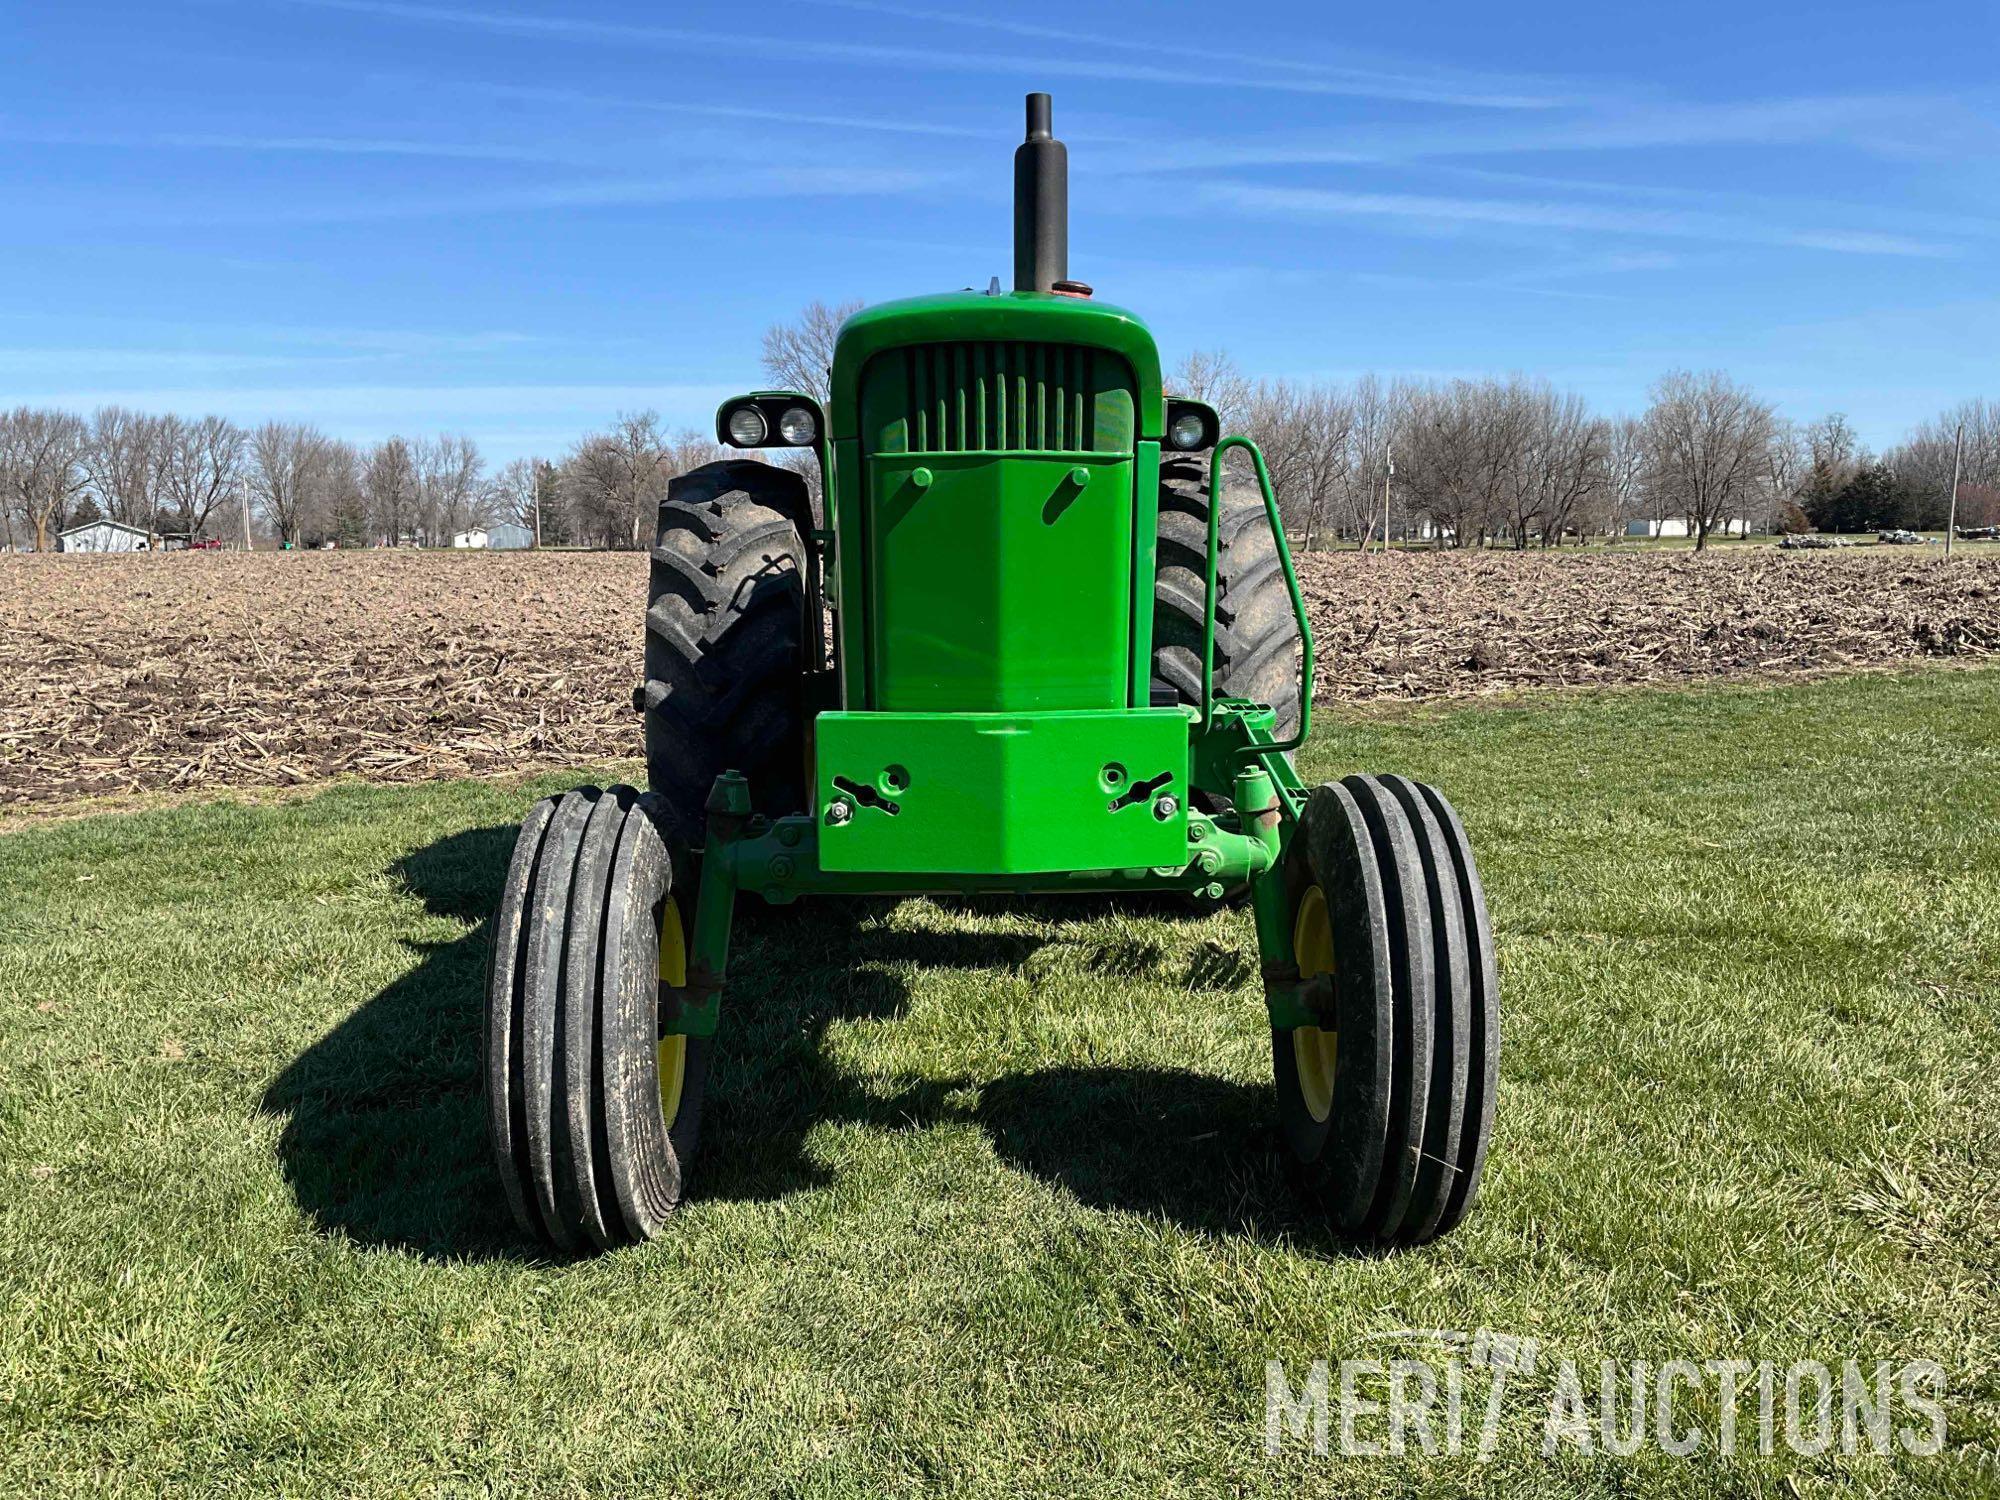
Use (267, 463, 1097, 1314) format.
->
(1152, 795, 1179, 821)
(826, 801, 853, 825)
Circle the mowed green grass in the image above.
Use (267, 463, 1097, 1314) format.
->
(2, 670, 1996, 1498)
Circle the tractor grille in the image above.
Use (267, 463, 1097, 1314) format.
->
(896, 341, 1104, 453)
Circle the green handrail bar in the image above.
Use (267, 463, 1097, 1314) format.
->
(1201, 436, 1315, 760)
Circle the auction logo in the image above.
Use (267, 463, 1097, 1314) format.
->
(1264, 1329, 1946, 1460)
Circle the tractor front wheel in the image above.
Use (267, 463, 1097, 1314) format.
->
(1270, 776, 1498, 1244)
(486, 785, 709, 1250)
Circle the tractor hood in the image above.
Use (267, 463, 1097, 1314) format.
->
(828, 290, 1164, 444)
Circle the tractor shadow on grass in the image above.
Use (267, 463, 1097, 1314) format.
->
(262, 826, 1346, 1260)
(260, 823, 535, 1261)
(258, 826, 932, 1261)
(970, 1066, 1358, 1252)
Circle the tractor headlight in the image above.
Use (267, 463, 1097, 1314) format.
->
(1165, 399, 1219, 452)
(725, 406, 768, 447)
(778, 406, 818, 445)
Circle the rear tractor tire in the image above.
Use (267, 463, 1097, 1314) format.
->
(637, 459, 812, 847)
(486, 785, 710, 1250)
(1270, 775, 1498, 1245)
(1152, 454, 1301, 738)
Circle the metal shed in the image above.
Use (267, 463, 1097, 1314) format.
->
(486, 522, 534, 550)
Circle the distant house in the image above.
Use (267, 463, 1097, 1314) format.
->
(451, 523, 534, 550)
(1624, 516, 1751, 539)
(59, 519, 152, 554)
(487, 522, 534, 550)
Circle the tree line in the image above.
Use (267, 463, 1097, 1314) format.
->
(4, 304, 1993, 554)
(1181, 356, 1999, 551)
(0, 406, 728, 553)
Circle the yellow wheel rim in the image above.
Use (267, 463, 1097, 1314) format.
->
(1291, 883, 1338, 1125)
(658, 900, 688, 1131)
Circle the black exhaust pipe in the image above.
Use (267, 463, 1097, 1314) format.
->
(1012, 92, 1067, 293)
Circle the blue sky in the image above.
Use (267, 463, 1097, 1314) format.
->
(2, 0, 1995, 462)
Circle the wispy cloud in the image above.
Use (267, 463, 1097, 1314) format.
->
(107, 166, 951, 230)
(1203, 181, 1955, 258)
(279, 0, 1569, 105)
(798, 0, 1578, 109)
(380, 77, 993, 139)
(0, 125, 580, 165)
(0, 326, 544, 377)
(1122, 94, 2000, 172)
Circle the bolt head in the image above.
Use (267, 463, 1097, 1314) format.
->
(1152, 795, 1180, 821)
(825, 800, 853, 826)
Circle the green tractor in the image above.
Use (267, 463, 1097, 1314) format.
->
(485, 94, 1497, 1252)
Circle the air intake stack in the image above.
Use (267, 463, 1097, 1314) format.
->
(1012, 92, 1068, 293)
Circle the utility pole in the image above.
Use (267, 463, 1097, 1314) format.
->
(534, 461, 543, 549)
(239, 474, 252, 552)
(1943, 420, 1964, 559)
(1378, 443, 1394, 554)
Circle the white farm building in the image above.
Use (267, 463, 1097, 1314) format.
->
(450, 523, 534, 550)
(59, 520, 152, 553)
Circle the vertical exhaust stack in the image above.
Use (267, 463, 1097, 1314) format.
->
(1013, 92, 1067, 293)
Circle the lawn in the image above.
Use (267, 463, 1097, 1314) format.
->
(2, 669, 1995, 1496)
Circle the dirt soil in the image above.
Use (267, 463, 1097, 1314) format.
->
(4, 548, 1997, 807)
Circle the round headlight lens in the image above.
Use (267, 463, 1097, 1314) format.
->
(1169, 412, 1207, 450)
(726, 406, 768, 446)
(778, 406, 817, 445)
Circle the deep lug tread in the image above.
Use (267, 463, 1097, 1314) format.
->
(1151, 455, 1301, 739)
(641, 459, 809, 844)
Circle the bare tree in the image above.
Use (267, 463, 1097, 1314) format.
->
(761, 298, 864, 406)
(85, 407, 167, 527)
(416, 434, 489, 543)
(320, 442, 368, 547)
(494, 456, 559, 545)
(1604, 416, 1647, 536)
(1243, 381, 1353, 549)
(157, 414, 245, 540)
(1396, 382, 1480, 547)
(1533, 394, 1611, 547)
(562, 411, 672, 549)
(248, 422, 335, 547)
(1, 407, 92, 551)
(1640, 371, 1777, 551)
(1760, 417, 1807, 533)
(1340, 374, 1402, 546)
(1889, 398, 1998, 526)
(1170, 349, 1254, 434)
(363, 437, 419, 546)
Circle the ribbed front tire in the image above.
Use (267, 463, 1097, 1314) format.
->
(486, 785, 710, 1250)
